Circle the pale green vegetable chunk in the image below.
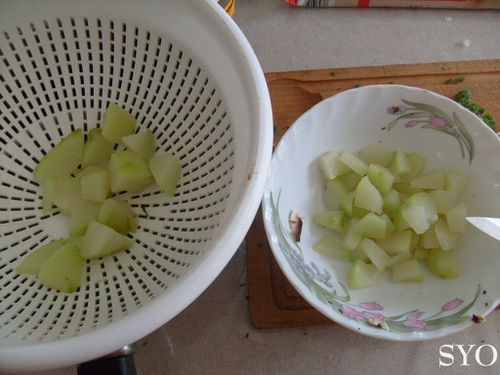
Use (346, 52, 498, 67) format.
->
(367, 164, 394, 194)
(419, 224, 440, 249)
(377, 229, 414, 255)
(80, 169, 110, 202)
(382, 189, 401, 213)
(38, 243, 84, 293)
(393, 182, 422, 196)
(347, 260, 380, 289)
(318, 151, 350, 180)
(354, 213, 387, 240)
(393, 208, 411, 231)
(387, 252, 412, 268)
(81, 129, 114, 169)
(358, 143, 394, 166)
(402, 192, 438, 234)
(348, 247, 370, 263)
(341, 219, 362, 251)
(313, 210, 345, 233)
(148, 153, 182, 197)
(406, 192, 438, 222)
(444, 170, 467, 193)
(351, 206, 372, 219)
(324, 178, 348, 210)
(405, 152, 426, 180)
(69, 201, 101, 236)
(388, 150, 411, 178)
(80, 220, 132, 259)
(313, 235, 349, 262)
(446, 204, 467, 233)
(102, 103, 136, 143)
(426, 248, 459, 278)
(42, 179, 56, 213)
(354, 176, 383, 214)
(109, 150, 154, 193)
(410, 170, 445, 190)
(15, 238, 66, 276)
(359, 238, 390, 271)
(430, 190, 457, 214)
(340, 191, 355, 218)
(434, 219, 458, 250)
(98, 198, 137, 235)
(66, 236, 83, 251)
(402, 205, 429, 235)
(380, 214, 396, 238)
(122, 130, 157, 162)
(391, 259, 423, 283)
(50, 175, 84, 216)
(339, 151, 368, 176)
(338, 172, 362, 191)
(34, 129, 84, 183)
(413, 246, 430, 261)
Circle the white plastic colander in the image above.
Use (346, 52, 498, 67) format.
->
(0, 0, 272, 372)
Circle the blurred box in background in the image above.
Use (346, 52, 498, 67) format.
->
(286, 0, 500, 9)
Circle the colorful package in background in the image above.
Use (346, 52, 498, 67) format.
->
(287, 0, 500, 9)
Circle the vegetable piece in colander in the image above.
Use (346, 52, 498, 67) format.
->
(102, 103, 136, 144)
(15, 238, 66, 276)
(98, 198, 137, 235)
(69, 201, 101, 236)
(50, 175, 85, 216)
(148, 153, 182, 197)
(81, 129, 114, 169)
(37, 242, 84, 293)
(122, 130, 157, 162)
(34, 129, 84, 183)
(109, 150, 154, 193)
(80, 220, 132, 259)
(80, 169, 111, 202)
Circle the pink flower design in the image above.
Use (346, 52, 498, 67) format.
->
(341, 305, 364, 320)
(362, 311, 385, 320)
(387, 105, 407, 115)
(429, 116, 447, 128)
(403, 319, 427, 330)
(359, 302, 384, 311)
(403, 311, 427, 330)
(404, 120, 418, 128)
(441, 298, 464, 312)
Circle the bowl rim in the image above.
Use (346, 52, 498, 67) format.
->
(262, 84, 499, 342)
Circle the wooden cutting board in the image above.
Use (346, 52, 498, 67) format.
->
(246, 59, 500, 329)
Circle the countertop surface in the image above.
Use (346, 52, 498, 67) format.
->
(32, 1, 500, 374)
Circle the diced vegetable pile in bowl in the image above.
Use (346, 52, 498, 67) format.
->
(313, 143, 468, 289)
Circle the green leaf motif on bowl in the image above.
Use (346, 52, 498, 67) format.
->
(387, 99, 475, 163)
(269, 191, 481, 333)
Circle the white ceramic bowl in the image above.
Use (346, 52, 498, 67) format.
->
(262, 85, 500, 341)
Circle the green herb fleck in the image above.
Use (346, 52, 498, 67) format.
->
(245, 332, 250, 338)
(455, 89, 496, 131)
(444, 76, 465, 84)
(256, 241, 264, 248)
(354, 83, 362, 88)
(273, 124, 278, 135)
(140, 204, 149, 217)
(330, 70, 337, 77)
(303, 332, 309, 336)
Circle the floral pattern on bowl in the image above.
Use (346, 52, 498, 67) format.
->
(269, 191, 481, 333)
(386, 99, 475, 163)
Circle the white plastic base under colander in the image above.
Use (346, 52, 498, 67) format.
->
(0, 0, 272, 372)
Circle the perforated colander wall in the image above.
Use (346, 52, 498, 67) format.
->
(0, 16, 234, 344)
